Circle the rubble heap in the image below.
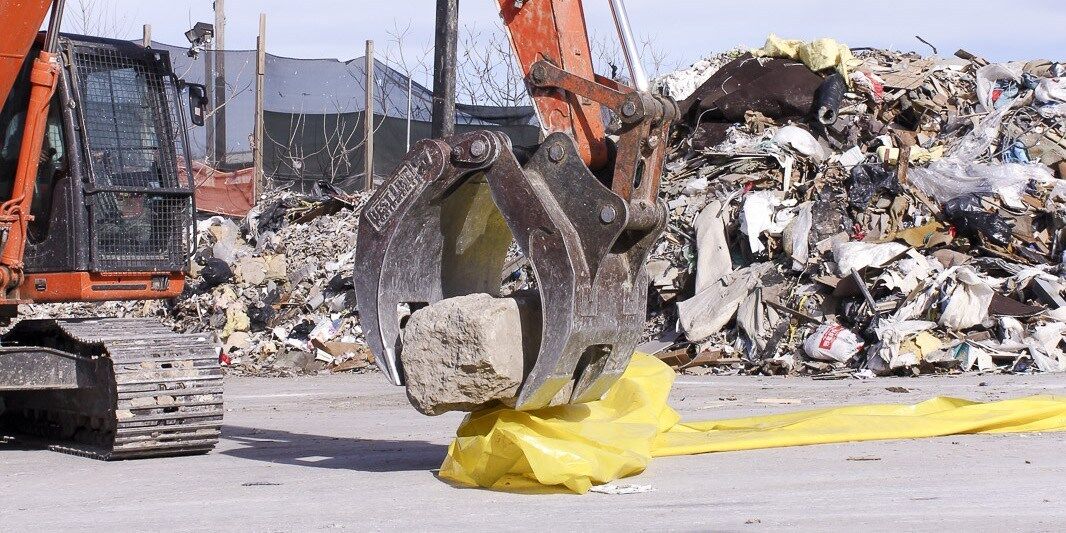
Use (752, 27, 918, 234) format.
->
(642, 37, 1066, 378)
(21, 187, 376, 376)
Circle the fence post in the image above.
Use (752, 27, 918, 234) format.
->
(253, 13, 266, 202)
(213, 0, 227, 166)
(406, 76, 413, 152)
(364, 40, 375, 192)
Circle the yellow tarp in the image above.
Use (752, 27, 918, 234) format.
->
(439, 354, 1066, 494)
(753, 34, 863, 80)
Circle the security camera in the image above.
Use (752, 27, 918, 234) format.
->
(185, 22, 215, 58)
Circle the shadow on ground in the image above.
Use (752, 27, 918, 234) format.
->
(221, 425, 448, 472)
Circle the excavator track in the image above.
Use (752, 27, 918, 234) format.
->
(0, 318, 223, 460)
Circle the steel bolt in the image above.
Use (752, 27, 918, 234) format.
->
(600, 205, 617, 224)
(470, 139, 488, 158)
(548, 144, 565, 162)
(621, 101, 637, 117)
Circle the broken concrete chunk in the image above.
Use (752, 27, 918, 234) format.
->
(400, 293, 541, 416)
(235, 256, 268, 286)
(264, 254, 288, 281)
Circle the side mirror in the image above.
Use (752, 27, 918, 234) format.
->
(185, 83, 208, 127)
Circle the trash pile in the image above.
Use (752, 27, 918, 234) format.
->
(181, 187, 377, 375)
(642, 35, 1066, 378)
(21, 186, 377, 376)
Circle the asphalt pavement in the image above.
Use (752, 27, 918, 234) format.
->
(2, 371, 1064, 531)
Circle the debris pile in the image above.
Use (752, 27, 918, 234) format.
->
(22, 187, 377, 376)
(642, 36, 1066, 378)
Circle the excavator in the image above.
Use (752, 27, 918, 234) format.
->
(0, 0, 222, 458)
(355, 0, 677, 409)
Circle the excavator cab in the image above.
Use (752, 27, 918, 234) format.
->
(0, 34, 198, 305)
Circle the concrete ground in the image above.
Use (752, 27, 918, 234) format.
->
(2, 370, 1065, 532)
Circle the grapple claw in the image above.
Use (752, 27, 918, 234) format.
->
(354, 130, 665, 409)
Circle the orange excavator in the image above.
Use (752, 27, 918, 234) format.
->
(0, 0, 222, 458)
(355, 0, 676, 409)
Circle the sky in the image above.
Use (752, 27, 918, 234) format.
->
(66, 0, 1066, 84)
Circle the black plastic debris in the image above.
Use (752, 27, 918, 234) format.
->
(247, 304, 276, 332)
(846, 164, 900, 209)
(943, 194, 1014, 246)
(199, 258, 234, 290)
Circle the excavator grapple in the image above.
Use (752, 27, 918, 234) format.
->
(355, 0, 677, 409)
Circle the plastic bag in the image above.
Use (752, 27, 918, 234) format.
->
(439, 354, 1066, 494)
(975, 63, 1022, 110)
(772, 125, 827, 162)
(1034, 77, 1066, 118)
(199, 258, 234, 290)
(943, 194, 1013, 246)
(803, 324, 864, 363)
(739, 191, 787, 253)
(847, 163, 900, 209)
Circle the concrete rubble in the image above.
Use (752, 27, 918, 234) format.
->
(19, 36, 1066, 386)
(401, 293, 541, 415)
(21, 186, 377, 377)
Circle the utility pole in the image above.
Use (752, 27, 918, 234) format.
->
(213, 0, 227, 166)
(431, 0, 458, 138)
(204, 39, 214, 165)
(141, 24, 151, 48)
(253, 13, 266, 202)
(364, 40, 375, 191)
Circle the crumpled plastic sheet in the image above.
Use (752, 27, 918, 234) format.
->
(439, 354, 1066, 494)
(754, 34, 862, 80)
(908, 159, 1051, 207)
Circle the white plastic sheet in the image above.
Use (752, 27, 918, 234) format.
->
(739, 191, 786, 254)
(772, 125, 827, 163)
(939, 267, 994, 330)
(832, 241, 909, 276)
(908, 159, 1048, 206)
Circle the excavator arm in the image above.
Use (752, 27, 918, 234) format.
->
(354, 0, 677, 410)
(0, 0, 63, 301)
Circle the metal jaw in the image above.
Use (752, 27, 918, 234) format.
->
(354, 130, 666, 410)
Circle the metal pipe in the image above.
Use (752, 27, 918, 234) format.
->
(364, 40, 375, 191)
(44, 0, 66, 53)
(607, 0, 649, 92)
